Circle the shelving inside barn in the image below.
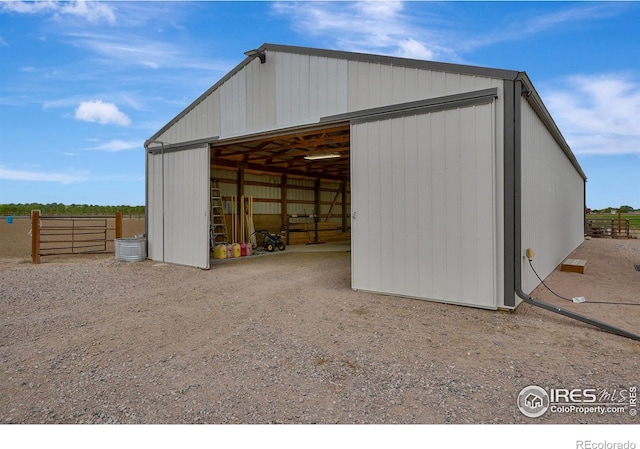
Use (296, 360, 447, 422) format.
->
(210, 167, 350, 245)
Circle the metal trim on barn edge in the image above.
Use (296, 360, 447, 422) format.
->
(503, 79, 517, 309)
(322, 88, 499, 124)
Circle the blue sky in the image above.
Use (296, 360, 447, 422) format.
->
(0, 1, 639, 209)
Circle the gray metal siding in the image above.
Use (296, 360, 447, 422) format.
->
(351, 101, 498, 308)
(148, 146, 210, 269)
(157, 90, 220, 145)
(220, 67, 247, 136)
(246, 57, 276, 131)
(520, 96, 584, 294)
(153, 48, 505, 147)
(146, 152, 164, 261)
(147, 42, 519, 147)
(274, 52, 349, 129)
(347, 60, 503, 112)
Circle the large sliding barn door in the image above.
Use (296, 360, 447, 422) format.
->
(147, 145, 210, 269)
(350, 100, 498, 309)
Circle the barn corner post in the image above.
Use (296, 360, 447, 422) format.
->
(31, 210, 40, 264)
(502, 76, 521, 309)
(115, 211, 123, 239)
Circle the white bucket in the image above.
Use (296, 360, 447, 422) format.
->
(115, 238, 146, 262)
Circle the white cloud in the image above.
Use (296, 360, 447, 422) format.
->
(0, 36, 8, 47)
(520, 3, 623, 36)
(544, 74, 640, 155)
(0, 1, 58, 15)
(87, 140, 140, 152)
(465, 3, 628, 52)
(272, 1, 448, 61)
(0, 165, 88, 184)
(64, 31, 229, 72)
(1, 1, 116, 25)
(273, 2, 631, 65)
(43, 96, 84, 110)
(396, 38, 435, 60)
(74, 100, 131, 126)
(116, 93, 145, 112)
(58, 0, 116, 25)
(4, 2, 228, 83)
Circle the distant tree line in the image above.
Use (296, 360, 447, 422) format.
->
(0, 203, 145, 217)
(588, 205, 636, 214)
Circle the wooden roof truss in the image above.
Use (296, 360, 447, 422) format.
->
(210, 124, 350, 181)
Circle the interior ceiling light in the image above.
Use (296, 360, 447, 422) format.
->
(303, 153, 341, 161)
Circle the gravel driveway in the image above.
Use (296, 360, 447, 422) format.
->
(1, 234, 639, 424)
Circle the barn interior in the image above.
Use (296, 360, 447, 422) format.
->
(208, 122, 352, 252)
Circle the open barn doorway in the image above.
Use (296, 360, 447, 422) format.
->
(207, 122, 351, 260)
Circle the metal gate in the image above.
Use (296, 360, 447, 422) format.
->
(31, 211, 123, 264)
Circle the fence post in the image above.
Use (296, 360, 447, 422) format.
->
(115, 211, 123, 239)
(31, 210, 40, 264)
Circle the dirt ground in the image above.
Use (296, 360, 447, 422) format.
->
(0, 217, 639, 424)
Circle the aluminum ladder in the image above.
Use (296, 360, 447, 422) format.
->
(210, 179, 228, 249)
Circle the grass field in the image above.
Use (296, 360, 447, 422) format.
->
(588, 213, 640, 228)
